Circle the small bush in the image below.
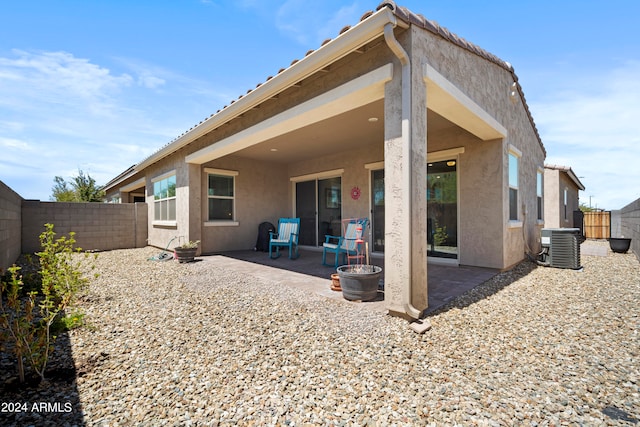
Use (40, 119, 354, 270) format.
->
(0, 223, 97, 384)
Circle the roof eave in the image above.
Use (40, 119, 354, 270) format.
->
(545, 164, 585, 191)
(134, 6, 400, 172)
(103, 165, 136, 192)
(567, 168, 586, 191)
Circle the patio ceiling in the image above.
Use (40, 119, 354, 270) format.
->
(185, 63, 500, 166)
(231, 101, 461, 164)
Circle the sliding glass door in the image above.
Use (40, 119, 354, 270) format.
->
(295, 180, 316, 246)
(371, 169, 385, 252)
(427, 159, 458, 259)
(295, 177, 341, 246)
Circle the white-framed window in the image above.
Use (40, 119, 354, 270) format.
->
(508, 146, 521, 222)
(152, 172, 176, 223)
(537, 168, 544, 221)
(206, 168, 238, 223)
(564, 187, 569, 221)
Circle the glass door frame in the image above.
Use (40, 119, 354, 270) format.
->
(291, 168, 344, 248)
(427, 147, 464, 266)
(366, 161, 385, 254)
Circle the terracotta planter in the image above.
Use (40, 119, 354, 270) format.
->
(337, 265, 382, 301)
(174, 247, 197, 263)
(609, 238, 631, 254)
(330, 273, 341, 291)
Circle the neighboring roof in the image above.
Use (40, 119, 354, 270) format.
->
(545, 164, 586, 191)
(106, 1, 544, 190)
(103, 164, 136, 193)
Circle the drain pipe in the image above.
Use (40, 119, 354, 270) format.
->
(384, 23, 422, 320)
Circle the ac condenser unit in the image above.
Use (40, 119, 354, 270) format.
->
(540, 228, 582, 269)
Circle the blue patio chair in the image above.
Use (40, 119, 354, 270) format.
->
(269, 218, 300, 259)
(322, 218, 369, 267)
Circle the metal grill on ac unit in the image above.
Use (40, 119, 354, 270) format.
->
(539, 228, 582, 269)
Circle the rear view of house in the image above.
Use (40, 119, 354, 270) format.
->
(104, 2, 546, 319)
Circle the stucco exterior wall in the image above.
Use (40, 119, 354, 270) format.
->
(544, 168, 581, 229)
(504, 132, 545, 268)
(144, 151, 210, 252)
(457, 138, 505, 268)
(544, 169, 562, 228)
(200, 155, 290, 253)
(0, 180, 23, 272)
(544, 169, 580, 228)
(411, 26, 545, 269)
(288, 144, 385, 223)
(562, 174, 581, 228)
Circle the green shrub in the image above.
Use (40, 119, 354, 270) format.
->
(434, 223, 448, 247)
(0, 223, 97, 383)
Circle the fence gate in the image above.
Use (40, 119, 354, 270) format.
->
(583, 211, 611, 239)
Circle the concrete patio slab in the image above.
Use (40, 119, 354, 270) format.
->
(205, 248, 499, 316)
(581, 240, 609, 257)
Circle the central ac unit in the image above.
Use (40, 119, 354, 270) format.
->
(540, 228, 582, 269)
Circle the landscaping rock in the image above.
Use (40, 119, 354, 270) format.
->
(1, 242, 638, 425)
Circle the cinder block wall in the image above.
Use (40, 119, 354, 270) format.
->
(22, 201, 148, 253)
(0, 180, 23, 272)
(620, 198, 640, 260)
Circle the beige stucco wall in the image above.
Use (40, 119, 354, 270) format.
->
(200, 156, 290, 253)
(288, 144, 384, 223)
(145, 143, 387, 254)
(544, 169, 581, 228)
(457, 138, 504, 268)
(544, 169, 562, 228)
(411, 26, 545, 269)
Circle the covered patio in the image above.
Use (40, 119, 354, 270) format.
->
(104, 3, 544, 320)
(215, 248, 498, 315)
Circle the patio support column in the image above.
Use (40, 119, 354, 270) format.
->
(383, 54, 428, 319)
(186, 163, 202, 254)
(410, 67, 428, 314)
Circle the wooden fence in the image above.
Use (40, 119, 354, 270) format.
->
(583, 211, 611, 239)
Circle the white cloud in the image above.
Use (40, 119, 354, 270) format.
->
(0, 49, 222, 200)
(0, 50, 134, 102)
(274, 0, 362, 46)
(138, 74, 166, 89)
(0, 136, 31, 150)
(533, 61, 640, 209)
(0, 120, 25, 132)
(317, 3, 361, 42)
(0, 49, 136, 123)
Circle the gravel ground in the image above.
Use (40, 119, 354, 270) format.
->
(1, 241, 639, 426)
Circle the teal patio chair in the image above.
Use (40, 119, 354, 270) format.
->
(269, 218, 300, 259)
(322, 218, 369, 267)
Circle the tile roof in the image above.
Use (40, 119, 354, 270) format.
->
(380, 1, 543, 154)
(134, 1, 544, 173)
(545, 164, 586, 190)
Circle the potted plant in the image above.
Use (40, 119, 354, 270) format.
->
(337, 240, 382, 302)
(174, 240, 200, 263)
(330, 273, 341, 291)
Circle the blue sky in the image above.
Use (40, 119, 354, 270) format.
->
(1, 0, 638, 210)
